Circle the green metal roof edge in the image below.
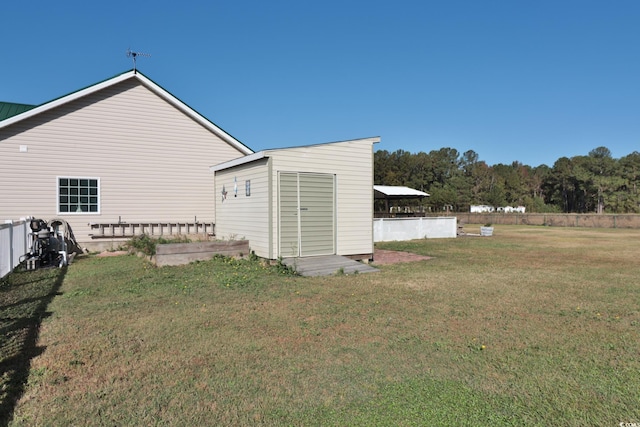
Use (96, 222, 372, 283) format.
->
(35, 69, 135, 111)
(0, 69, 134, 123)
(0, 101, 36, 121)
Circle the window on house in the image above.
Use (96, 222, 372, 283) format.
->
(58, 177, 100, 213)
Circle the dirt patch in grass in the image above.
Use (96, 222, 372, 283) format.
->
(373, 249, 432, 265)
(95, 251, 128, 257)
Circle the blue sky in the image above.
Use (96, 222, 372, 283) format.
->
(2, 0, 639, 167)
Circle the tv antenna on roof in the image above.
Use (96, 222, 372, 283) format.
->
(126, 48, 151, 73)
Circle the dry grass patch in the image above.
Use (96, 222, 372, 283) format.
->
(4, 225, 640, 425)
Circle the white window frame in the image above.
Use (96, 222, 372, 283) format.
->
(57, 176, 101, 215)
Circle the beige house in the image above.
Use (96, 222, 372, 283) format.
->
(211, 137, 379, 261)
(0, 70, 252, 250)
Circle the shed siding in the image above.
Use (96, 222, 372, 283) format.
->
(267, 139, 374, 257)
(214, 158, 270, 258)
(0, 79, 247, 244)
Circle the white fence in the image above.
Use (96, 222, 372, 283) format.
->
(373, 217, 457, 242)
(1, 219, 30, 279)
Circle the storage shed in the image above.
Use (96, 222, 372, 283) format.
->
(211, 137, 379, 261)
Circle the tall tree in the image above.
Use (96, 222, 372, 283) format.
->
(549, 157, 579, 212)
(492, 162, 528, 206)
(619, 151, 640, 212)
(586, 147, 620, 214)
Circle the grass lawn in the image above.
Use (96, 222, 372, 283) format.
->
(2, 225, 640, 426)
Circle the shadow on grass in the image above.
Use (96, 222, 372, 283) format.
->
(0, 266, 66, 427)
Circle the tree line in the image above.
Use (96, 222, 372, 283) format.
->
(374, 147, 640, 214)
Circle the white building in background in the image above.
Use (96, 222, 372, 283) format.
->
(472, 205, 526, 213)
(470, 205, 495, 213)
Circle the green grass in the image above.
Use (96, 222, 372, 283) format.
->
(0, 266, 65, 426)
(3, 225, 640, 426)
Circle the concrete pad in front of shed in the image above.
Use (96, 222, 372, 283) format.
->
(282, 255, 379, 277)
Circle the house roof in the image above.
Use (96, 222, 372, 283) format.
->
(374, 185, 430, 199)
(0, 101, 35, 121)
(0, 70, 253, 155)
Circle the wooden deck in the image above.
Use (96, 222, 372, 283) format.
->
(282, 255, 379, 277)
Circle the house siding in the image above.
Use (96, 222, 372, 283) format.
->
(214, 158, 271, 258)
(0, 78, 248, 246)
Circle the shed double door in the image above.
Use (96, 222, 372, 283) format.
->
(279, 172, 335, 257)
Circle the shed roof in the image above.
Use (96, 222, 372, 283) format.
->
(0, 70, 253, 155)
(210, 136, 380, 172)
(374, 185, 430, 199)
